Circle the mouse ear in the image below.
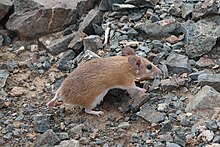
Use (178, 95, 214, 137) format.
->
(121, 46, 136, 56)
(128, 55, 141, 70)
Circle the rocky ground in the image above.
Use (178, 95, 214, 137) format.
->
(0, 0, 220, 146)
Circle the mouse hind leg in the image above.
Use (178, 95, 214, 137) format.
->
(84, 89, 108, 116)
(47, 88, 61, 107)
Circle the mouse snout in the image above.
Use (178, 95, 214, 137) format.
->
(155, 68, 162, 77)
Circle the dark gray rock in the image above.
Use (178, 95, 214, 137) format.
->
(6, 0, 98, 38)
(92, 23, 104, 35)
(128, 12, 143, 21)
(73, 50, 100, 65)
(149, 15, 160, 23)
(56, 132, 69, 140)
(33, 114, 51, 133)
(68, 31, 87, 51)
(99, 0, 124, 11)
(78, 8, 103, 35)
(180, 16, 220, 58)
(158, 132, 173, 142)
(54, 139, 79, 147)
(181, 3, 194, 19)
(57, 50, 76, 71)
(0, 0, 13, 20)
(120, 93, 152, 113)
(0, 70, 9, 88)
(36, 129, 60, 146)
(213, 135, 220, 143)
(125, 0, 159, 7)
(205, 120, 218, 132)
(186, 85, 220, 112)
(137, 104, 165, 123)
(39, 32, 75, 55)
(118, 122, 130, 129)
(166, 142, 181, 147)
(83, 35, 103, 52)
(0, 35, 3, 47)
(165, 53, 192, 74)
(68, 124, 85, 139)
(198, 74, 220, 92)
(192, 0, 219, 19)
(3, 132, 12, 139)
(134, 18, 178, 38)
(189, 69, 212, 80)
(112, 3, 137, 11)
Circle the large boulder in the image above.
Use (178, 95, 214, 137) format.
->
(6, 0, 98, 38)
(0, 0, 13, 21)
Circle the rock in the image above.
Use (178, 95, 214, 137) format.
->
(0, 0, 13, 20)
(73, 50, 100, 65)
(3, 132, 12, 139)
(0, 35, 3, 47)
(54, 139, 79, 147)
(56, 132, 69, 140)
(213, 135, 220, 143)
(0, 70, 9, 88)
(180, 16, 220, 58)
(165, 53, 191, 74)
(39, 32, 75, 55)
(198, 130, 214, 142)
(10, 87, 26, 97)
(189, 69, 212, 80)
(166, 142, 181, 147)
(6, 0, 97, 38)
(161, 76, 188, 91)
(158, 132, 173, 142)
(125, 0, 159, 7)
(56, 50, 76, 71)
(68, 32, 87, 51)
(36, 129, 60, 146)
(99, 0, 124, 11)
(83, 35, 103, 52)
(196, 56, 215, 67)
(192, 0, 219, 20)
(157, 103, 167, 112)
(181, 3, 194, 19)
(120, 93, 154, 112)
(166, 35, 179, 44)
(33, 114, 51, 133)
(186, 86, 220, 112)
(134, 19, 177, 38)
(137, 104, 165, 123)
(118, 122, 130, 129)
(92, 23, 104, 35)
(128, 12, 143, 21)
(205, 120, 219, 132)
(198, 74, 220, 92)
(112, 4, 137, 11)
(68, 124, 85, 139)
(78, 8, 103, 35)
(0, 89, 7, 101)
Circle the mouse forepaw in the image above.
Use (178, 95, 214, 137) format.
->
(46, 101, 55, 107)
(135, 87, 146, 93)
(85, 109, 104, 117)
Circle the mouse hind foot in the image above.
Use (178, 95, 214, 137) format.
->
(85, 109, 104, 117)
(47, 88, 61, 107)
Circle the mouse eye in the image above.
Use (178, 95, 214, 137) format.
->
(146, 64, 152, 70)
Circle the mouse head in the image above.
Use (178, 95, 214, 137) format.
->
(122, 46, 162, 80)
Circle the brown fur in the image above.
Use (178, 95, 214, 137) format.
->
(59, 56, 135, 108)
(47, 47, 162, 114)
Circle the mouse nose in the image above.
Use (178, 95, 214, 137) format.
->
(156, 68, 162, 77)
